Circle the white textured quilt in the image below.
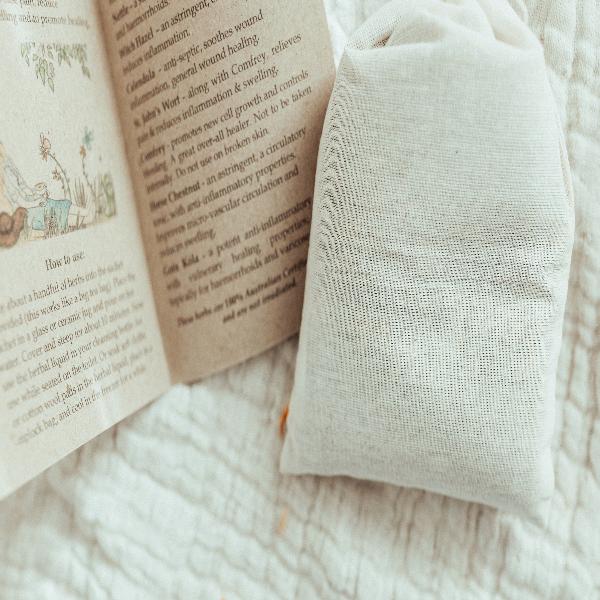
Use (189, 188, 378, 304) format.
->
(1, 1, 599, 598)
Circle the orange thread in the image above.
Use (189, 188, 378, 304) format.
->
(279, 405, 289, 438)
(277, 507, 289, 535)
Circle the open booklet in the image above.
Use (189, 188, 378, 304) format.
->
(0, 0, 334, 498)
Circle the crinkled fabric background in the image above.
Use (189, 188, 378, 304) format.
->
(1, 1, 599, 598)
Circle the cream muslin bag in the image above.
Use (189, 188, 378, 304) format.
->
(281, 0, 574, 517)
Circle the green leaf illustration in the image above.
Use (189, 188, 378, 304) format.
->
(22, 42, 91, 91)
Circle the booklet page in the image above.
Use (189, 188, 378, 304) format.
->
(100, 0, 335, 381)
(0, 0, 170, 498)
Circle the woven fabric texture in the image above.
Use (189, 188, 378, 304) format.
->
(281, 0, 575, 517)
(2, 1, 599, 598)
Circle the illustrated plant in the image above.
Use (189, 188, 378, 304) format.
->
(79, 128, 116, 219)
(74, 178, 88, 211)
(98, 173, 116, 218)
(40, 135, 72, 201)
(21, 42, 91, 92)
(80, 128, 97, 205)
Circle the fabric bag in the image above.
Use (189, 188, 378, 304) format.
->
(281, 0, 574, 518)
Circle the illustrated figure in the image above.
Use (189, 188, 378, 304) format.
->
(26, 182, 71, 235)
(0, 141, 97, 242)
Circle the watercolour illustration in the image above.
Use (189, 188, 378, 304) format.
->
(20, 42, 91, 92)
(0, 130, 116, 248)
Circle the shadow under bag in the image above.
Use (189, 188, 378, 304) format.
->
(281, 0, 574, 519)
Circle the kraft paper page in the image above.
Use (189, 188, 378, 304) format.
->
(100, 0, 335, 382)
